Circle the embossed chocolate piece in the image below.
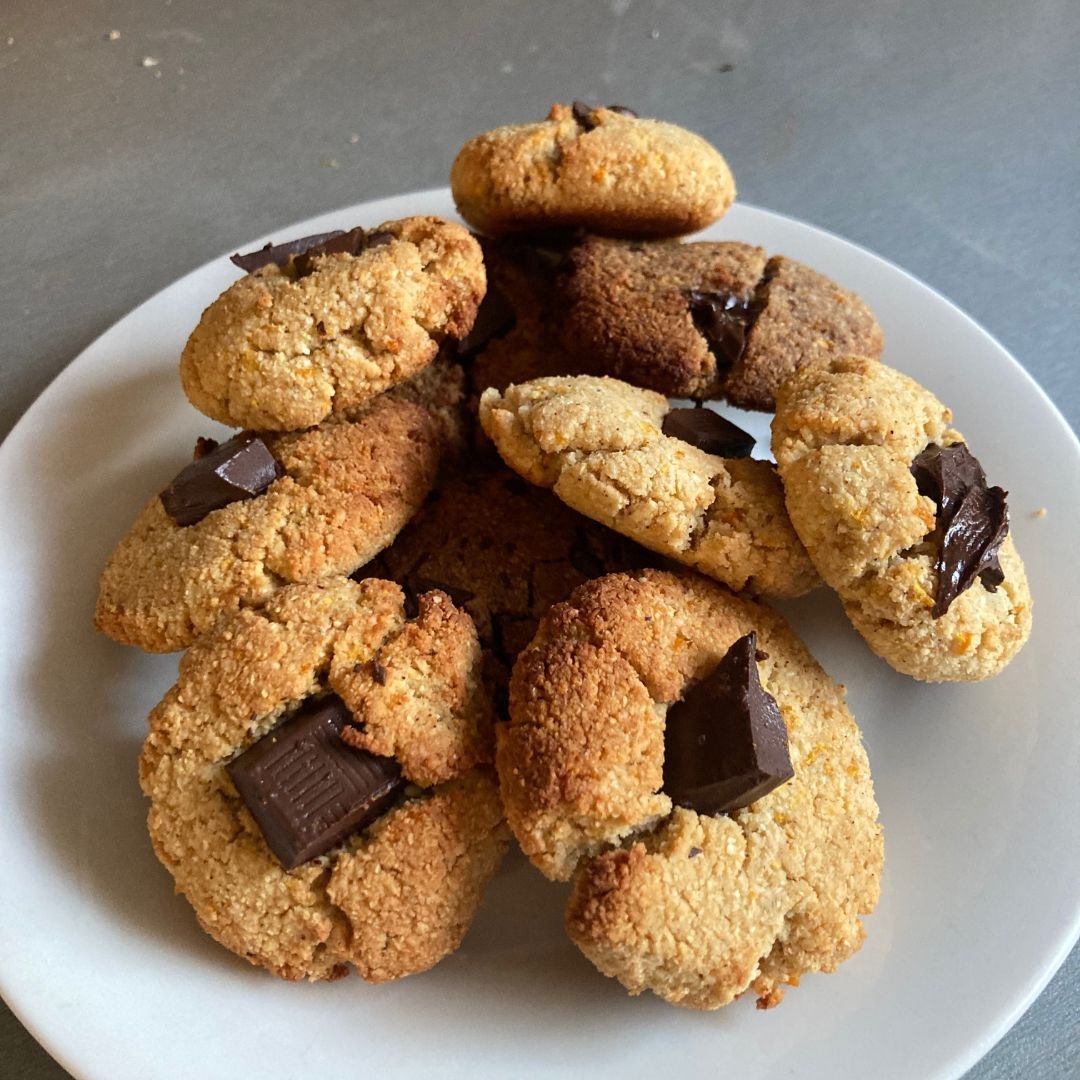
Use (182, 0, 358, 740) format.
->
(663, 632, 793, 816)
(226, 695, 403, 870)
(160, 432, 283, 527)
(662, 407, 755, 458)
(910, 442, 1009, 618)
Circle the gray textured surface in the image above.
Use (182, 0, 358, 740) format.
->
(1, 1, 1077, 1076)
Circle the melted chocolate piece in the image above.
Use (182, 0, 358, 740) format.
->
(910, 443, 1009, 618)
(229, 226, 379, 277)
(662, 407, 755, 458)
(571, 101, 638, 129)
(663, 632, 793, 816)
(684, 289, 755, 373)
(226, 695, 403, 870)
(456, 280, 516, 357)
(161, 432, 283, 527)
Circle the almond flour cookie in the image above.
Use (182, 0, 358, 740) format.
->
(478, 375, 819, 597)
(498, 570, 883, 1008)
(558, 235, 883, 409)
(139, 577, 509, 982)
(450, 103, 735, 238)
(358, 466, 652, 705)
(180, 217, 485, 430)
(96, 395, 445, 652)
(772, 355, 1032, 681)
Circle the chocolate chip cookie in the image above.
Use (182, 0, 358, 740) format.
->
(478, 375, 819, 597)
(499, 569, 883, 1008)
(450, 103, 735, 238)
(96, 395, 446, 652)
(140, 576, 508, 982)
(772, 355, 1032, 681)
(558, 235, 883, 409)
(180, 217, 485, 430)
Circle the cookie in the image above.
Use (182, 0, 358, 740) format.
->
(358, 466, 652, 704)
(478, 375, 819, 597)
(558, 234, 883, 409)
(96, 394, 445, 652)
(450, 103, 735, 238)
(180, 216, 485, 430)
(772, 355, 1032, 681)
(139, 576, 508, 982)
(498, 569, 883, 1008)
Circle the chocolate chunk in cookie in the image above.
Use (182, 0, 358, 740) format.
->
(662, 632, 793, 816)
(910, 443, 1008, 617)
(558, 235, 883, 409)
(451, 103, 735, 237)
(161, 431, 283, 527)
(227, 694, 403, 870)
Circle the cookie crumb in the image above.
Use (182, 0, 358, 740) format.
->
(105, 29, 121, 41)
(141, 55, 159, 67)
(717, 62, 734, 73)
(349, 133, 360, 144)
(1031, 507, 1048, 519)
(321, 157, 340, 168)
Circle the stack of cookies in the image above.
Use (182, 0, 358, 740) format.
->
(95, 101, 1032, 1010)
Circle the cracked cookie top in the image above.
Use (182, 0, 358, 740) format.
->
(139, 577, 508, 982)
(180, 216, 485, 430)
(557, 235, 883, 409)
(499, 569, 882, 1008)
(478, 374, 819, 597)
(450, 103, 735, 238)
(772, 355, 1032, 681)
(95, 394, 446, 652)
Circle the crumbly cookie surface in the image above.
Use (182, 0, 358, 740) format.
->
(478, 375, 819, 597)
(359, 466, 652, 705)
(558, 235, 883, 409)
(499, 570, 882, 1008)
(139, 577, 508, 982)
(180, 216, 485, 430)
(772, 355, 1032, 681)
(450, 104, 735, 238)
(95, 395, 445, 652)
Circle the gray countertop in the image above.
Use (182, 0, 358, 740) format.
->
(1, 1, 1077, 1076)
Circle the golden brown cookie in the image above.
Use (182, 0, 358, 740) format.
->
(180, 217, 485, 430)
(450, 103, 735, 238)
(478, 375, 819, 597)
(358, 465, 653, 706)
(498, 569, 883, 1009)
(139, 577, 509, 982)
(772, 355, 1032, 681)
(558, 234, 883, 409)
(95, 395, 445, 652)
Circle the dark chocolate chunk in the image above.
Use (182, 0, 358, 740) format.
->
(161, 432, 283, 527)
(371, 659, 387, 685)
(230, 230, 347, 273)
(192, 436, 220, 460)
(688, 846, 703, 859)
(456, 281, 516, 357)
(571, 101, 638, 130)
(662, 408, 755, 458)
(910, 442, 1009, 618)
(293, 227, 371, 278)
(684, 289, 754, 373)
(662, 632, 793, 816)
(226, 695, 403, 870)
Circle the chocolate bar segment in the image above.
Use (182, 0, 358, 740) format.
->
(226, 695, 403, 870)
(910, 442, 1008, 618)
(663, 632, 793, 816)
(230, 230, 347, 273)
(662, 407, 755, 458)
(161, 432, 283, 527)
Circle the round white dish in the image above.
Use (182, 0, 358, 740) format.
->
(0, 190, 1076, 1080)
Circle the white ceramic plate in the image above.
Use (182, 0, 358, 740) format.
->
(1, 190, 1077, 1080)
